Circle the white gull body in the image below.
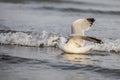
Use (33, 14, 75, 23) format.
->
(57, 18, 103, 53)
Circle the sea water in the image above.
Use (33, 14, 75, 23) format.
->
(0, 0, 120, 80)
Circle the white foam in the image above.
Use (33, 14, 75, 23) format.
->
(0, 31, 60, 47)
(0, 31, 120, 53)
(93, 39, 120, 53)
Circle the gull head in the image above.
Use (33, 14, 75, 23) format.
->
(52, 37, 66, 44)
(52, 37, 66, 48)
(51, 37, 59, 47)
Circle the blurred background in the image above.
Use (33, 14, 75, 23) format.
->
(0, 0, 120, 39)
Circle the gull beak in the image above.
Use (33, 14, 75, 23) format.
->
(51, 38, 60, 47)
(52, 38, 60, 43)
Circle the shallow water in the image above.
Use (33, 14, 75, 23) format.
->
(0, 0, 120, 80)
(0, 45, 120, 80)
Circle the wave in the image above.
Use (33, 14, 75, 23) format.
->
(39, 6, 120, 15)
(0, 0, 118, 7)
(50, 63, 120, 77)
(0, 30, 60, 47)
(0, 0, 106, 5)
(0, 54, 48, 64)
(1, 54, 120, 78)
(1, 0, 120, 15)
(94, 39, 120, 53)
(0, 30, 120, 53)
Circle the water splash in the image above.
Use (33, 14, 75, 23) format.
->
(93, 39, 120, 53)
(0, 30, 60, 47)
(0, 30, 120, 53)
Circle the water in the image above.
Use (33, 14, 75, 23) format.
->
(0, 0, 120, 80)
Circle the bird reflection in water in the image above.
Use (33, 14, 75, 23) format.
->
(61, 53, 100, 65)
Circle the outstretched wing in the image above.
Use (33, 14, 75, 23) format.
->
(71, 18, 95, 35)
(81, 36, 103, 44)
(70, 35, 103, 44)
(67, 18, 95, 47)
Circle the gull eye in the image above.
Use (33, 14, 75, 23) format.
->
(52, 40, 56, 42)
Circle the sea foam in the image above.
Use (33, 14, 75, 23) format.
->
(93, 39, 120, 53)
(0, 30, 60, 47)
(0, 30, 120, 53)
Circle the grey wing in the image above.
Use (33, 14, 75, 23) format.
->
(71, 18, 95, 35)
(71, 21, 85, 35)
(81, 36, 104, 44)
(69, 35, 104, 44)
(67, 18, 95, 47)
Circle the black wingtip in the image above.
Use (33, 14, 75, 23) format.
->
(87, 18, 95, 23)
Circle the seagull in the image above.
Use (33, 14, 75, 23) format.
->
(54, 18, 103, 53)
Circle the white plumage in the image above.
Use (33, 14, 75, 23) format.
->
(57, 18, 103, 53)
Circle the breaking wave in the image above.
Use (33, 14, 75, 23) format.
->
(39, 6, 120, 15)
(94, 39, 120, 53)
(0, 30, 120, 53)
(0, 30, 60, 47)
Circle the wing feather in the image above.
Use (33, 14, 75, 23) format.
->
(70, 35, 103, 44)
(67, 18, 95, 47)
